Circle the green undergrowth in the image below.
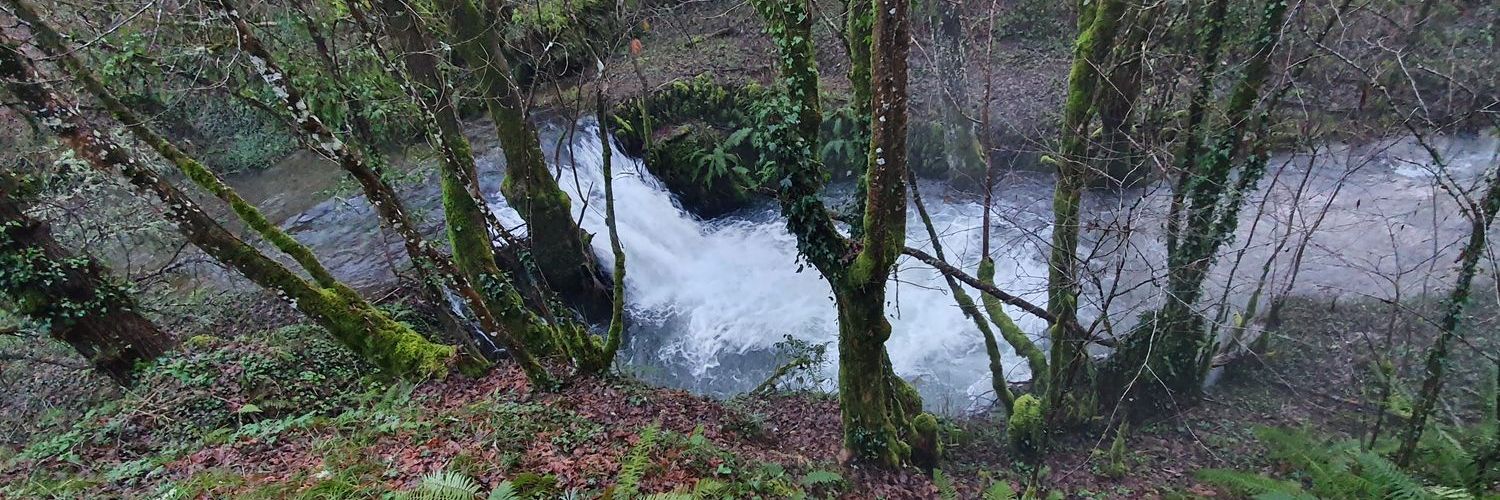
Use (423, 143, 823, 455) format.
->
(608, 74, 765, 217)
(505, 0, 622, 83)
(1197, 425, 1498, 499)
(0, 324, 852, 499)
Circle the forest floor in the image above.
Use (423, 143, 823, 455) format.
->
(3, 294, 1492, 498)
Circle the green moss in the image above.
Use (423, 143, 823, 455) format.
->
(1007, 394, 1044, 461)
(978, 258, 1048, 390)
(910, 412, 942, 471)
(184, 335, 218, 349)
(310, 285, 453, 380)
(503, 0, 619, 82)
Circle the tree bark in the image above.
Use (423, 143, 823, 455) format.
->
(1100, 0, 1290, 414)
(1095, 4, 1157, 186)
(751, 0, 928, 467)
(909, 170, 1014, 410)
(1396, 156, 1500, 466)
(927, 0, 984, 179)
(0, 172, 171, 385)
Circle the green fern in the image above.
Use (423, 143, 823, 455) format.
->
(486, 481, 518, 500)
(408, 470, 481, 500)
(1196, 469, 1312, 498)
(933, 469, 959, 500)
(691, 478, 727, 497)
(984, 480, 1017, 500)
(800, 469, 842, 488)
(615, 423, 661, 499)
(1352, 450, 1429, 500)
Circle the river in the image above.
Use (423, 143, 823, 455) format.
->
(222, 119, 1498, 411)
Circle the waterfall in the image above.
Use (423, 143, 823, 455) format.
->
(491, 122, 1051, 409)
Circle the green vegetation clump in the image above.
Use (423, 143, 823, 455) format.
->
(1197, 426, 1497, 499)
(505, 0, 621, 83)
(610, 74, 767, 217)
(1007, 394, 1043, 461)
(18, 325, 376, 457)
(135, 324, 376, 429)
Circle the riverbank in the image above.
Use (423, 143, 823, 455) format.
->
(3, 293, 1493, 498)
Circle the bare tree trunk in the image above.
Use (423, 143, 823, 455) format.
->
(0, 172, 171, 385)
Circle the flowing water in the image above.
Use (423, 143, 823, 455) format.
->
(223, 120, 1499, 411)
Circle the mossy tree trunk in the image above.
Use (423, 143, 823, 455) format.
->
(205, 0, 441, 300)
(0, 36, 452, 379)
(196, 0, 556, 375)
(752, 0, 931, 468)
(433, 0, 611, 319)
(365, 0, 602, 381)
(845, 0, 873, 122)
(1100, 0, 1290, 413)
(1396, 154, 1500, 466)
(284, 0, 487, 354)
(925, 0, 985, 179)
(1044, 0, 1126, 428)
(1095, 4, 1157, 186)
(0, 172, 171, 385)
(1164, 0, 1230, 259)
(842, 0, 875, 228)
(850, 0, 930, 466)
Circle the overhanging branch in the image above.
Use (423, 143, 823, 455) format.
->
(901, 246, 1114, 347)
(902, 246, 1052, 320)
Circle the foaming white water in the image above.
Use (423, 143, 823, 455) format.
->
(495, 123, 1050, 408)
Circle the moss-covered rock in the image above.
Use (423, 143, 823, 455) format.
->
(610, 75, 765, 217)
(644, 124, 753, 217)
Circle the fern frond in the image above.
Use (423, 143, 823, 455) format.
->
(1352, 450, 1427, 500)
(691, 478, 727, 497)
(1197, 468, 1308, 497)
(800, 469, 842, 487)
(486, 481, 518, 500)
(984, 480, 1017, 500)
(412, 470, 481, 500)
(933, 469, 958, 500)
(615, 423, 660, 499)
